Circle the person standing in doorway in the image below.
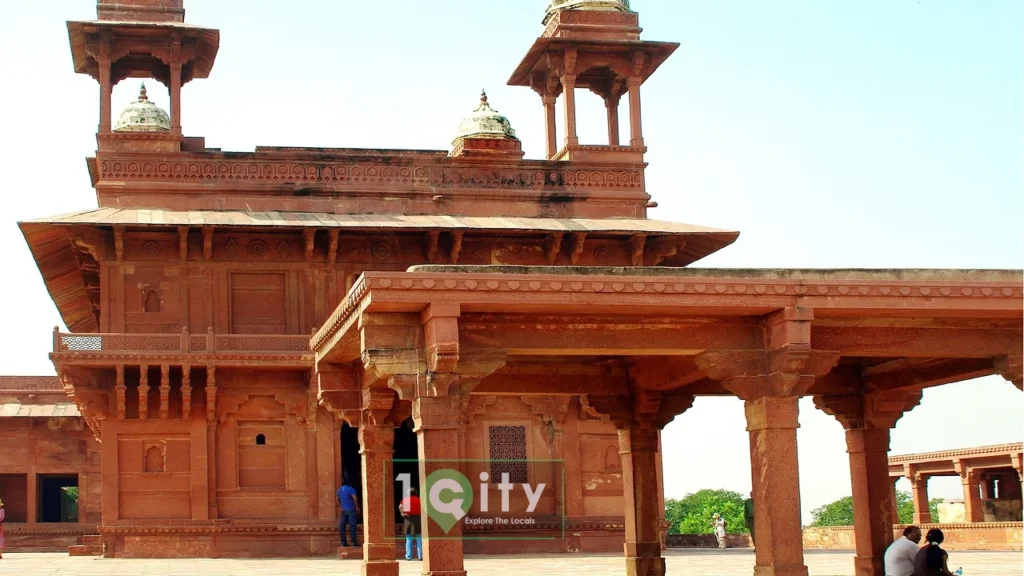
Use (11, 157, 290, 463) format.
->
(337, 479, 360, 547)
(400, 487, 422, 561)
(713, 513, 727, 549)
(743, 496, 755, 550)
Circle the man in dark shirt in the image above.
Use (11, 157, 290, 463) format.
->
(337, 479, 360, 546)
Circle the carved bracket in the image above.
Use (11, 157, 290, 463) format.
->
(814, 389, 922, 431)
(996, 355, 1023, 391)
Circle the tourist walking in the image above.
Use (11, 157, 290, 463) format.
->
(913, 528, 957, 576)
(336, 478, 360, 547)
(884, 525, 922, 576)
(712, 513, 727, 549)
(743, 496, 755, 550)
(400, 487, 422, 561)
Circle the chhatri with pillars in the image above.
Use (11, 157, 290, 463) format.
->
(12, 1, 1022, 575)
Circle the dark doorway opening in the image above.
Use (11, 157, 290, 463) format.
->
(38, 475, 78, 523)
(393, 417, 419, 523)
(340, 421, 362, 499)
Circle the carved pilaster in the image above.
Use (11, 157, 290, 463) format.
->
(139, 365, 149, 420)
(205, 365, 217, 422)
(181, 365, 191, 421)
(115, 365, 126, 421)
(159, 365, 170, 419)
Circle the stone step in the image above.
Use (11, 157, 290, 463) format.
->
(81, 535, 104, 546)
(336, 546, 363, 560)
(68, 544, 104, 557)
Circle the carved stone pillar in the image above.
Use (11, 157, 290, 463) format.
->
(584, 391, 692, 576)
(139, 365, 150, 420)
(181, 366, 192, 421)
(414, 392, 467, 576)
(906, 466, 932, 524)
(542, 94, 558, 159)
(159, 365, 170, 419)
(626, 77, 643, 148)
(360, 390, 399, 576)
(562, 72, 579, 149)
(621, 424, 664, 576)
(955, 462, 983, 524)
(815, 390, 921, 576)
(889, 478, 900, 524)
(744, 396, 808, 576)
(99, 61, 112, 134)
(170, 63, 182, 135)
(605, 93, 621, 146)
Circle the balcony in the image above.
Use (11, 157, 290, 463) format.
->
(51, 328, 313, 369)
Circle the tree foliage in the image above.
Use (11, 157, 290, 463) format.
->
(811, 491, 945, 527)
(664, 489, 747, 535)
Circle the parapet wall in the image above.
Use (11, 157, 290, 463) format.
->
(802, 523, 1023, 551)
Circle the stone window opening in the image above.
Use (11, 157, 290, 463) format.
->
(255, 433, 266, 446)
(143, 289, 161, 312)
(488, 425, 528, 484)
(144, 445, 165, 473)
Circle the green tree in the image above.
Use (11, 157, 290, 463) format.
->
(812, 491, 946, 527)
(664, 489, 747, 535)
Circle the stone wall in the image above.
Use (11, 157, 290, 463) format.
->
(802, 523, 1023, 551)
(666, 533, 752, 548)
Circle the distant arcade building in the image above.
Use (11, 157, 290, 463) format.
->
(11, 1, 1023, 576)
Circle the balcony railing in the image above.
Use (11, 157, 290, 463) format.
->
(53, 328, 311, 355)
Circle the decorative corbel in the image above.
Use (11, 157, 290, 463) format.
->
(303, 229, 316, 262)
(178, 226, 188, 261)
(545, 232, 563, 265)
(627, 234, 646, 266)
(450, 231, 464, 264)
(426, 231, 441, 264)
(570, 232, 586, 265)
(113, 226, 125, 261)
(326, 229, 340, 268)
(995, 355, 1023, 391)
(202, 227, 214, 261)
(647, 236, 682, 266)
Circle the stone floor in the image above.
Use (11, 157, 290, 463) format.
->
(0, 550, 1020, 575)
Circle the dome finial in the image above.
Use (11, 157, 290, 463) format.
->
(481, 89, 488, 104)
(138, 82, 149, 102)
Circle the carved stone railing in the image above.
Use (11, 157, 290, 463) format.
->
(53, 327, 311, 355)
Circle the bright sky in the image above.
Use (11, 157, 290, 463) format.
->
(1, 1, 1021, 525)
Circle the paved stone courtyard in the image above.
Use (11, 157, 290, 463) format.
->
(0, 550, 1020, 575)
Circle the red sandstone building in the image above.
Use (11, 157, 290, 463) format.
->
(5, 1, 1022, 575)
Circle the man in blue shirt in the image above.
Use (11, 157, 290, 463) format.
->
(337, 479, 360, 546)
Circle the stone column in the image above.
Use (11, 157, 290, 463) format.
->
(605, 94, 621, 146)
(359, 420, 398, 576)
(958, 466, 983, 523)
(170, 63, 182, 136)
(415, 394, 467, 576)
(26, 468, 37, 524)
(889, 478, 900, 524)
(815, 390, 920, 576)
(562, 73, 579, 149)
(846, 428, 896, 576)
(627, 78, 644, 148)
(746, 396, 808, 576)
(906, 466, 932, 524)
(99, 61, 112, 134)
(620, 425, 665, 576)
(542, 94, 558, 159)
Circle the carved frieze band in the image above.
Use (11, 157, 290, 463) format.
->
(98, 159, 644, 191)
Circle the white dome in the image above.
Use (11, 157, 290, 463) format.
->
(113, 84, 170, 133)
(453, 91, 517, 145)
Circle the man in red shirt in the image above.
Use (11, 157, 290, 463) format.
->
(400, 487, 422, 561)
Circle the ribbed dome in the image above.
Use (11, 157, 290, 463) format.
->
(452, 91, 517, 145)
(543, 0, 631, 24)
(113, 84, 170, 133)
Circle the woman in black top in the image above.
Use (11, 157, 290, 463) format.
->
(913, 528, 956, 576)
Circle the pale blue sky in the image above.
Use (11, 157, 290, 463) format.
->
(0, 1, 1020, 523)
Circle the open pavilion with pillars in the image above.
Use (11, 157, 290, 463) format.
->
(889, 443, 1024, 525)
(312, 267, 1023, 576)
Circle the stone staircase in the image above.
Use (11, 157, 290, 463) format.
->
(68, 534, 104, 556)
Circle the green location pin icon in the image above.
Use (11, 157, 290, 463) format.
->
(424, 468, 473, 534)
